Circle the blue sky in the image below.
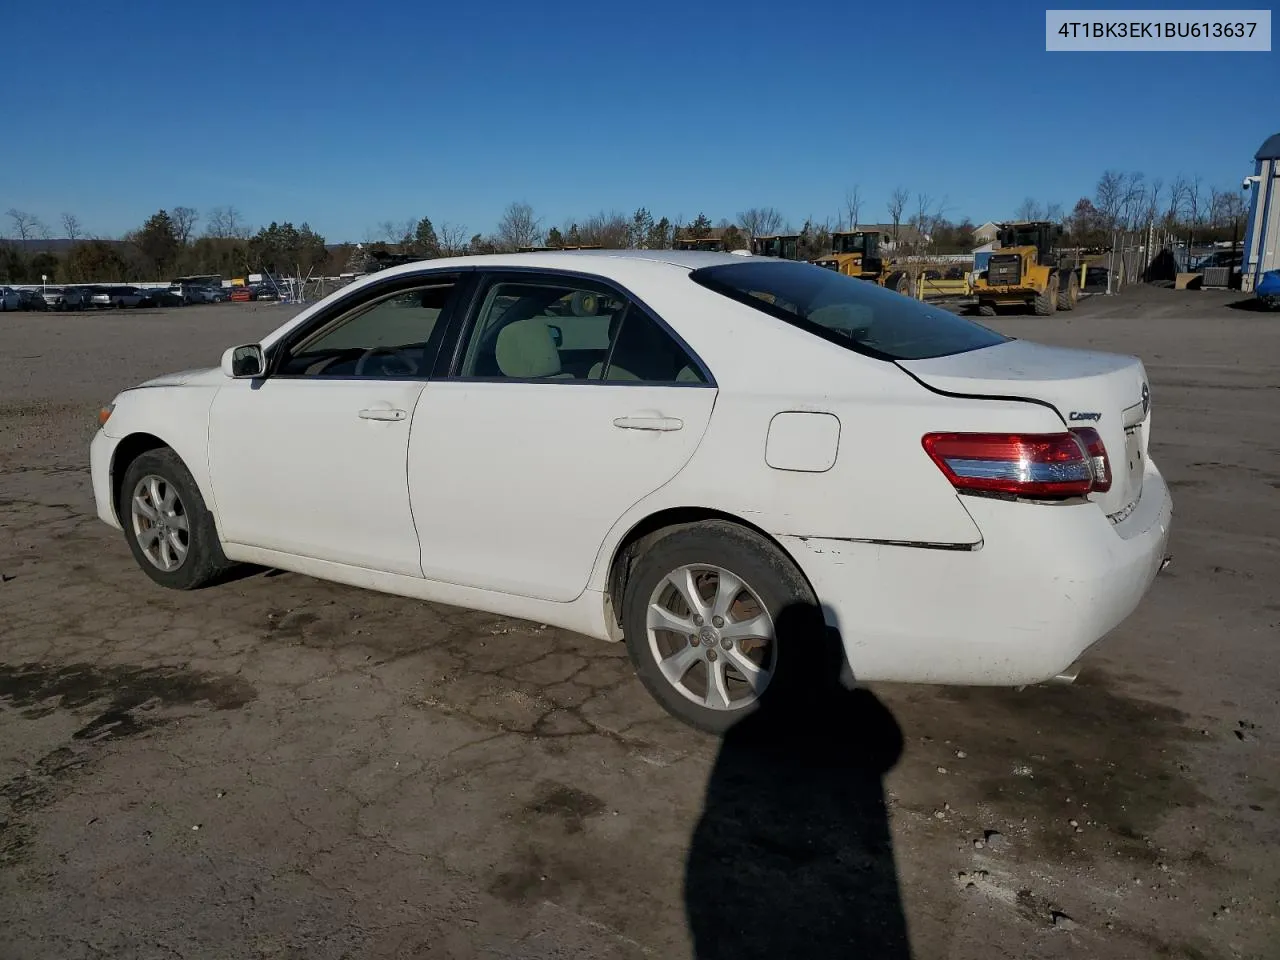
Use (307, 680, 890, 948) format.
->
(2, 0, 1275, 241)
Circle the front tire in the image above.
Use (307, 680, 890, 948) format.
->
(1057, 270, 1080, 311)
(621, 521, 819, 734)
(977, 301, 997, 317)
(1033, 276, 1058, 316)
(119, 448, 230, 590)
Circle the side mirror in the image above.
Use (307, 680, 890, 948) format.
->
(546, 324, 563, 348)
(221, 343, 266, 378)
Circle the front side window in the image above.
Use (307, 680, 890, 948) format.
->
(458, 276, 707, 384)
(277, 280, 458, 378)
(691, 260, 1007, 361)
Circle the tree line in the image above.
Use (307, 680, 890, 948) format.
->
(0, 171, 1250, 284)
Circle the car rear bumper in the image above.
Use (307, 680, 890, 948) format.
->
(90, 428, 123, 530)
(781, 461, 1173, 686)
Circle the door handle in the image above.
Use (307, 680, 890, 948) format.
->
(358, 406, 407, 421)
(613, 415, 683, 432)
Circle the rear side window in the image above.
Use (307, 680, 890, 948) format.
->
(690, 260, 1008, 361)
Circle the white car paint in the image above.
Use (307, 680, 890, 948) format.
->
(90, 250, 1172, 687)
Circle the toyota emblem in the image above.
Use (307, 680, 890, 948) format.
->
(1141, 382, 1150, 415)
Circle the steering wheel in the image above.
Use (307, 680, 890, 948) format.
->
(354, 346, 419, 377)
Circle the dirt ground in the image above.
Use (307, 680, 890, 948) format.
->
(1, 288, 1277, 960)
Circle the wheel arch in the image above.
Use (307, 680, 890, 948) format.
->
(109, 431, 221, 528)
(109, 432, 172, 522)
(601, 506, 817, 642)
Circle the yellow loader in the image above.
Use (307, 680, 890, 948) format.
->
(972, 221, 1080, 317)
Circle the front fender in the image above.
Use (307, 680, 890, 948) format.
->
(102, 384, 222, 521)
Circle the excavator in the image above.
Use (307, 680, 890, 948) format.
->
(971, 221, 1079, 316)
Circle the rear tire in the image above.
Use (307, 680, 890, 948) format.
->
(119, 448, 231, 590)
(1057, 270, 1079, 311)
(977, 302, 997, 317)
(621, 520, 821, 734)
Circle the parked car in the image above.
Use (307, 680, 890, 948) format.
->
(90, 286, 145, 309)
(0, 286, 20, 311)
(89, 251, 1172, 732)
(63, 287, 97, 310)
(1256, 268, 1280, 310)
(142, 287, 187, 308)
(17, 288, 49, 311)
(40, 286, 67, 309)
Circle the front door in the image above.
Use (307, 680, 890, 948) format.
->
(408, 272, 717, 602)
(208, 278, 463, 576)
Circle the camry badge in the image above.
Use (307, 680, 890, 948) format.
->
(1069, 411, 1102, 422)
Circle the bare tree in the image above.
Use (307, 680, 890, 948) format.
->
(887, 187, 909, 244)
(496, 201, 543, 251)
(1211, 187, 1247, 244)
(1015, 198, 1045, 221)
(1163, 176, 1188, 229)
(1045, 201, 1064, 223)
(1094, 171, 1125, 230)
(171, 206, 200, 245)
(6, 209, 45, 250)
(910, 193, 948, 253)
(843, 187, 863, 231)
(438, 222, 469, 256)
(206, 206, 249, 240)
(575, 210, 631, 248)
(61, 213, 83, 243)
(1119, 172, 1147, 230)
(737, 207, 785, 239)
(1180, 176, 1205, 251)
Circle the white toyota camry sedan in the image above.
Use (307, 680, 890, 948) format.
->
(90, 250, 1172, 731)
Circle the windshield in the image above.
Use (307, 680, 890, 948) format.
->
(834, 234, 871, 255)
(690, 260, 1008, 361)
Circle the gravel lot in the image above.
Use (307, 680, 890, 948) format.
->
(2, 288, 1277, 959)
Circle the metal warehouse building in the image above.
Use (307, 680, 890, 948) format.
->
(1242, 131, 1280, 293)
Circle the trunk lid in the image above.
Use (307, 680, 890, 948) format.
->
(898, 339, 1151, 517)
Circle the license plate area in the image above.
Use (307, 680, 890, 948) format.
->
(1123, 425, 1144, 500)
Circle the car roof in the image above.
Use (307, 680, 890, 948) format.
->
(366, 248, 752, 283)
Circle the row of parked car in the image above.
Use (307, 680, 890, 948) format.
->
(0, 282, 281, 312)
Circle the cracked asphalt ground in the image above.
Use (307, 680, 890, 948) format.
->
(2, 288, 1278, 959)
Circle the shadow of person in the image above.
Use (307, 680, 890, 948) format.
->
(685, 602, 910, 959)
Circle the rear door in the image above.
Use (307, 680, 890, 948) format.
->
(898, 339, 1151, 515)
(408, 270, 717, 602)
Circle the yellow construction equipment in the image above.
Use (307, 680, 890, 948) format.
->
(811, 230, 974, 300)
(674, 237, 730, 252)
(972, 221, 1079, 316)
(749, 234, 801, 259)
(812, 231, 916, 294)
(813, 231, 882, 279)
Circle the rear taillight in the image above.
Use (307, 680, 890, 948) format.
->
(1069, 427, 1111, 493)
(922, 432, 1093, 498)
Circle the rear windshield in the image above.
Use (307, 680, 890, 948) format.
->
(690, 260, 1008, 361)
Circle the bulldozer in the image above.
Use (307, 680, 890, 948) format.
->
(972, 220, 1079, 317)
(749, 234, 801, 260)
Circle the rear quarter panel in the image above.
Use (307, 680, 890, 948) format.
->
(583, 275, 1067, 590)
